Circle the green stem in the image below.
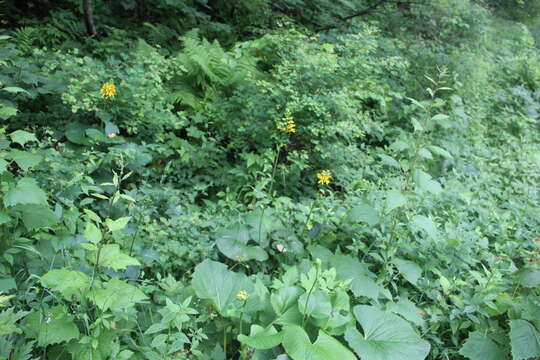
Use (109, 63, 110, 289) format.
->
(238, 300, 247, 336)
(302, 265, 319, 328)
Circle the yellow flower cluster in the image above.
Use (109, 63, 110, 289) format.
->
(100, 82, 117, 99)
(276, 111, 296, 133)
(316, 170, 332, 185)
(277, 119, 296, 133)
(236, 290, 250, 302)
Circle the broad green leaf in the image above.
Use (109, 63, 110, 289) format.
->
(393, 258, 422, 285)
(386, 298, 425, 326)
(0, 308, 27, 336)
(418, 148, 433, 159)
(2, 87, 29, 94)
(84, 222, 102, 244)
(411, 215, 438, 239)
(0, 211, 11, 225)
(516, 269, 540, 288)
(510, 320, 540, 360)
(91, 244, 140, 270)
(4, 178, 47, 207)
(238, 325, 283, 350)
(105, 216, 131, 232)
(105, 121, 120, 136)
(0, 106, 17, 118)
(270, 286, 303, 316)
(379, 154, 401, 168)
(0, 158, 8, 173)
(8, 150, 42, 171)
(19, 204, 58, 230)
(282, 325, 356, 360)
(41, 269, 90, 300)
(345, 305, 430, 360)
(386, 190, 407, 212)
(8, 130, 37, 146)
(216, 223, 268, 262)
(330, 254, 379, 300)
(191, 259, 255, 316)
(23, 306, 79, 346)
(428, 145, 452, 158)
(432, 113, 450, 122)
(459, 331, 507, 360)
(298, 291, 332, 319)
(65, 123, 91, 145)
(89, 278, 147, 311)
(414, 170, 442, 195)
(0, 277, 17, 292)
(348, 203, 380, 226)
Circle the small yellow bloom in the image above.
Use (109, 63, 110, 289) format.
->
(276, 111, 296, 133)
(236, 290, 250, 302)
(316, 170, 332, 185)
(277, 119, 296, 133)
(100, 82, 117, 99)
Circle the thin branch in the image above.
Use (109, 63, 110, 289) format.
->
(319, 0, 396, 31)
(83, 0, 97, 37)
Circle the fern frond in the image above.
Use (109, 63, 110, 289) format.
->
(169, 29, 261, 108)
(12, 27, 37, 52)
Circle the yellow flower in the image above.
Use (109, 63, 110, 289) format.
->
(236, 290, 250, 302)
(100, 82, 117, 99)
(276, 111, 296, 133)
(316, 170, 332, 185)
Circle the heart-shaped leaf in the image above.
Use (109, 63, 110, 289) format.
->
(283, 325, 356, 360)
(345, 305, 430, 360)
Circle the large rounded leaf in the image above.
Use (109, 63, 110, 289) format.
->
(345, 305, 430, 360)
(282, 325, 356, 360)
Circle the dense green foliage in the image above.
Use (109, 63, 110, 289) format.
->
(1, 0, 540, 359)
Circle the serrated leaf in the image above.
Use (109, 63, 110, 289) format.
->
(19, 204, 58, 230)
(8, 150, 42, 171)
(0, 158, 8, 173)
(345, 305, 430, 360)
(379, 154, 401, 168)
(84, 222, 102, 244)
(8, 130, 37, 146)
(510, 320, 540, 360)
(411, 215, 438, 239)
(105, 216, 131, 232)
(386, 190, 407, 212)
(428, 146, 452, 158)
(91, 244, 140, 270)
(516, 269, 540, 288)
(283, 325, 356, 360)
(89, 278, 147, 311)
(23, 306, 79, 346)
(414, 170, 442, 195)
(4, 178, 47, 207)
(41, 269, 90, 300)
(0, 106, 17, 118)
(459, 331, 507, 360)
(393, 258, 422, 285)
